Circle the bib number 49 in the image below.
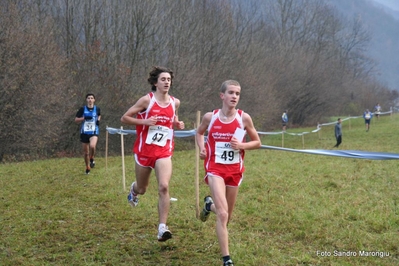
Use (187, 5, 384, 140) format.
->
(221, 150, 235, 161)
(215, 142, 239, 164)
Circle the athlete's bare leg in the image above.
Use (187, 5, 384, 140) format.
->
(154, 157, 172, 224)
(207, 175, 239, 257)
(82, 143, 90, 169)
(89, 136, 98, 159)
(133, 162, 152, 195)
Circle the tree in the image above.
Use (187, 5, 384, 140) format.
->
(0, 2, 69, 161)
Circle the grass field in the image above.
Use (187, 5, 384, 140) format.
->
(1, 114, 398, 265)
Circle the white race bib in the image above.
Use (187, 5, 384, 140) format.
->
(145, 125, 171, 147)
(214, 141, 239, 164)
(83, 121, 95, 133)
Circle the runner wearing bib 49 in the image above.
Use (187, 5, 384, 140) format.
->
(195, 80, 261, 266)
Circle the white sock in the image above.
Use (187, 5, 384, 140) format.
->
(158, 223, 166, 231)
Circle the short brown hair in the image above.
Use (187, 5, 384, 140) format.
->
(219, 80, 240, 93)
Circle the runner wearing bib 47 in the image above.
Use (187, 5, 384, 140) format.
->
(121, 66, 185, 242)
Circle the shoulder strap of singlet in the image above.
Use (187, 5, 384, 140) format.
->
(144, 92, 176, 119)
(236, 109, 244, 129)
(143, 92, 155, 119)
(207, 109, 220, 132)
(207, 109, 244, 131)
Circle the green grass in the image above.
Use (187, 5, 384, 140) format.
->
(1, 114, 399, 265)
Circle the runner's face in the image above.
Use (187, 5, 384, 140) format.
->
(86, 96, 95, 107)
(221, 85, 241, 107)
(155, 72, 172, 92)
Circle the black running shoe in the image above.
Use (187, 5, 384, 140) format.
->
(200, 196, 213, 222)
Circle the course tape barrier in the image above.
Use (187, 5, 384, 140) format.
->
(106, 112, 399, 160)
(260, 145, 399, 160)
(107, 111, 392, 137)
(106, 127, 196, 137)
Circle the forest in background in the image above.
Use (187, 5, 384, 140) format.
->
(0, 0, 397, 162)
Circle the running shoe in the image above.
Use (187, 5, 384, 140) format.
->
(127, 182, 139, 207)
(85, 168, 90, 175)
(200, 196, 214, 222)
(223, 259, 234, 266)
(90, 158, 95, 168)
(157, 226, 172, 242)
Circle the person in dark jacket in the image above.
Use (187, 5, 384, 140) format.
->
(333, 118, 342, 148)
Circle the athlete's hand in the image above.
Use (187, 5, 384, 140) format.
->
(199, 148, 207, 160)
(145, 116, 158, 126)
(230, 137, 241, 150)
(174, 120, 185, 129)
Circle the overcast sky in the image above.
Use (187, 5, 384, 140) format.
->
(372, 0, 399, 11)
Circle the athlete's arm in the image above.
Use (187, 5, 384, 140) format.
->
(121, 95, 157, 126)
(196, 112, 212, 159)
(97, 107, 101, 121)
(230, 112, 261, 150)
(173, 98, 185, 129)
(74, 107, 85, 124)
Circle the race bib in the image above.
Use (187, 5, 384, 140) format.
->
(365, 114, 371, 119)
(83, 121, 95, 133)
(214, 141, 239, 164)
(145, 125, 171, 147)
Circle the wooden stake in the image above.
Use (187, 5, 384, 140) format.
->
(318, 123, 321, 139)
(121, 126, 126, 191)
(195, 111, 201, 218)
(105, 126, 108, 170)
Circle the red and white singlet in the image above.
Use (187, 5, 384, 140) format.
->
(133, 92, 176, 158)
(204, 109, 246, 176)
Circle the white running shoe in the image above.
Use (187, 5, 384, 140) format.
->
(157, 226, 172, 242)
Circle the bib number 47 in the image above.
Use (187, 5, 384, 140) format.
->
(152, 133, 164, 142)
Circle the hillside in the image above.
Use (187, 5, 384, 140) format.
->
(326, 0, 399, 91)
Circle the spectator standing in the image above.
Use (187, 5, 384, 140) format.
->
(282, 110, 288, 131)
(374, 103, 381, 120)
(333, 118, 342, 148)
